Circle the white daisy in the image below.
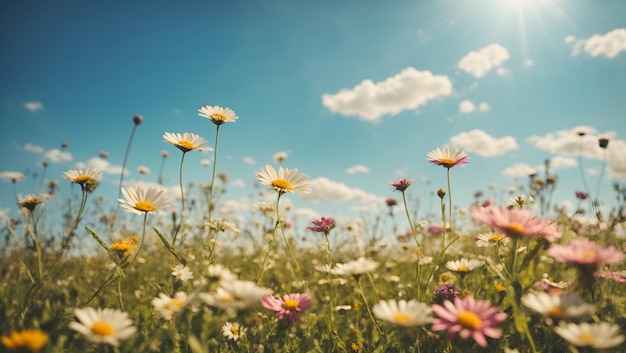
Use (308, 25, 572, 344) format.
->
(445, 258, 485, 273)
(521, 292, 595, 324)
(273, 151, 288, 163)
(198, 105, 238, 126)
(256, 165, 310, 195)
(0, 171, 25, 183)
(17, 194, 51, 212)
(171, 264, 193, 282)
(62, 169, 102, 185)
(151, 292, 188, 320)
(372, 299, 433, 327)
(221, 322, 245, 341)
(427, 146, 469, 168)
(163, 132, 212, 153)
(69, 307, 136, 346)
(200, 280, 273, 313)
(331, 257, 378, 278)
(118, 186, 169, 215)
(207, 264, 238, 283)
(553, 322, 625, 349)
(474, 232, 510, 247)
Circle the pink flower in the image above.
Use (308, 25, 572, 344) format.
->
(306, 217, 336, 234)
(428, 224, 444, 236)
(427, 147, 470, 169)
(547, 238, 624, 266)
(575, 191, 589, 200)
(432, 296, 507, 348)
(470, 206, 561, 241)
(390, 178, 413, 192)
(261, 293, 312, 324)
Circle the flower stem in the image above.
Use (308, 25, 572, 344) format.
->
(357, 277, 384, 337)
(401, 190, 419, 249)
(172, 152, 187, 247)
(207, 125, 221, 226)
(324, 233, 336, 336)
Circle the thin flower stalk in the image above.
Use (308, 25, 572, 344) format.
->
(356, 276, 385, 337)
(118, 114, 142, 199)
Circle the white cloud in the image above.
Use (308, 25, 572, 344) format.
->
(345, 164, 370, 174)
(566, 28, 626, 58)
(450, 129, 519, 157)
(550, 156, 577, 169)
(219, 198, 253, 215)
(243, 156, 256, 165)
(302, 177, 384, 204)
(76, 157, 125, 175)
(44, 148, 73, 163)
(503, 163, 538, 177)
(458, 44, 510, 78)
(496, 67, 512, 78)
(293, 207, 320, 221)
(527, 126, 626, 178)
(231, 179, 246, 188)
(321, 67, 453, 121)
(478, 102, 490, 112)
(523, 59, 535, 67)
(24, 143, 44, 154)
(459, 100, 476, 114)
(23, 101, 43, 112)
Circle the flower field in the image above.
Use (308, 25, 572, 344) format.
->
(1, 106, 625, 353)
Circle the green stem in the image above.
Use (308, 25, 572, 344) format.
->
(357, 277, 384, 337)
(117, 276, 125, 310)
(172, 152, 187, 247)
(447, 167, 453, 235)
(325, 233, 335, 336)
(128, 213, 148, 267)
(401, 191, 418, 249)
(277, 194, 306, 289)
(207, 125, 221, 225)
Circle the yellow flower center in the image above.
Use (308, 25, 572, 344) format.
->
(229, 327, 239, 335)
(494, 284, 506, 292)
(488, 234, 504, 242)
(91, 321, 115, 337)
(547, 306, 565, 318)
(582, 251, 597, 261)
(135, 200, 156, 212)
(211, 113, 227, 122)
(457, 266, 470, 272)
(439, 157, 456, 165)
(74, 175, 91, 183)
(504, 222, 525, 237)
(271, 179, 293, 191)
(393, 313, 412, 324)
(441, 274, 451, 282)
(457, 311, 482, 329)
(578, 332, 595, 344)
(178, 140, 194, 151)
(283, 299, 300, 310)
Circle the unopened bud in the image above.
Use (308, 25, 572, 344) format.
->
(133, 114, 143, 125)
(599, 138, 609, 149)
(437, 188, 446, 199)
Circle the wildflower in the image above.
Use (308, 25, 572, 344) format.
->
(152, 292, 188, 320)
(206, 264, 238, 283)
(507, 194, 534, 209)
(198, 105, 238, 126)
(261, 292, 313, 324)
(547, 238, 624, 266)
(599, 270, 626, 283)
(221, 322, 245, 341)
(427, 146, 470, 168)
(470, 206, 561, 241)
(428, 224, 444, 236)
(69, 307, 136, 346)
(521, 291, 595, 324)
(474, 232, 509, 247)
(273, 151, 288, 163)
(200, 280, 273, 313)
(118, 186, 169, 215)
(110, 236, 139, 256)
(1, 329, 48, 352)
(390, 178, 413, 192)
(133, 114, 143, 125)
(171, 264, 193, 282)
(0, 171, 25, 183)
(256, 165, 309, 195)
(372, 299, 433, 328)
(598, 137, 609, 149)
(553, 322, 624, 349)
(437, 188, 446, 199)
(385, 198, 398, 207)
(163, 132, 212, 153)
(306, 216, 336, 234)
(432, 296, 508, 348)
(575, 191, 589, 200)
(205, 219, 241, 234)
(63, 168, 102, 185)
(16, 194, 51, 212)
(433, 284, 461, 304)
(446, 259, 485, 273)
(331, 257, 378, 279)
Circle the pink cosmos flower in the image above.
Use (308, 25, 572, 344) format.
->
(547, 238, 624, 266)
(261, 293, 312, 324)
(470, 206, 561, 241)
(427, 147, 470, 169)
(390, 178, 414, 192)
(432, 295, 508, 348)
(575, 191, 589, 200)
(306, 217, 336, 234)
(428, 224, 444, 236)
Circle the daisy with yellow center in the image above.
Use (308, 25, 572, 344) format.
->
(69, 307, 136, 346)
(16, 194, 51, 212)
(163, 132, 212, 153)
(427, 146, 469, 169)
(198, 105, 239, 126)
(522, 291, 595, 324)
(474, 232, 510, 247)
(118, 186, 169, 215)
(152, 292, 188, 320)
(62, 168, 102, 185)
(553, 322, 625, 349)
(1, 329, 48, 352)
(221, 322, 245, 341)
(256, 165, 310, 195)
(372, 299, 433, 327)
(446, 258, 485, 273)
(110, 236, 139, 256)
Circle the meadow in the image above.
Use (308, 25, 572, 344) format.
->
(1, 106, 625, 353)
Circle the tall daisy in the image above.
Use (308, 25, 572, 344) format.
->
(63, 168, 102, 189)
(198, 105, 238, 126)
(432, 295, 507, 348)
(118, 186, 169, 215)
(16, 194, 50, 213)
(69, 307, 136, 346)
(256, 165, 310, 195)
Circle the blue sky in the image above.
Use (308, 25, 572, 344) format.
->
(1, 0, 625, 234)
